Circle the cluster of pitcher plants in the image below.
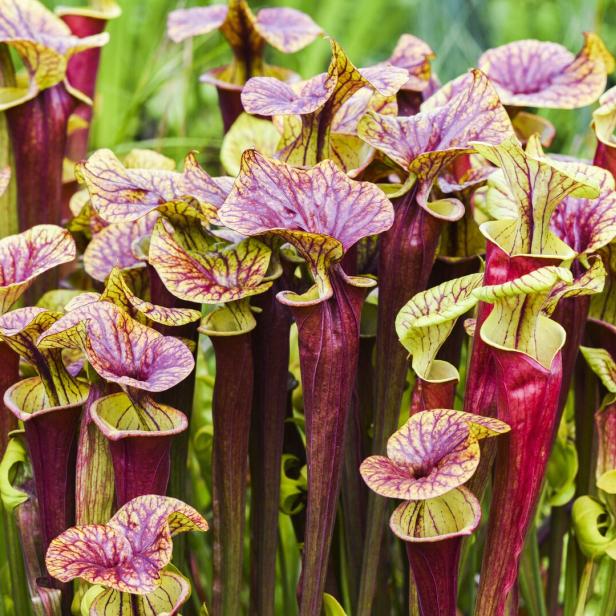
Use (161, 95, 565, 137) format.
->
(0, 0, 616, 614)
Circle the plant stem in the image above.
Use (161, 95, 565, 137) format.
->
(75, 382, 114, 525)
(563, 533, 579, 616)
(574, 358, 598, 500)
(209, 328, 254, 616)
(552, 291, 590, 417)
(249, 283, 291, 616)
(6, 84, 76, 298)
(8, 392, 82, 562)
(519, 526, 548, 616)
(15, 499, 62, 614)
(406, 538, 462, 616)
(546, 505, 569, 615)
(289, 270, 368, 616)
(0, 343, 18, 456)
(214, 84, 244, 134)
(1, 509, 31, 616)
(339, 330, 374, 611)
(358, 188, 445, 615)
(595, 558, 616, 616)
(6, 86, 74, 231)
(574, 559, 594, 616)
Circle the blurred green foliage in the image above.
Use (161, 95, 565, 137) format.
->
(46, 0, 616, 165)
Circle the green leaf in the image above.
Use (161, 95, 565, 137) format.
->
(475, 265, 571, 368)
(0, 434, 29, 512)
(580, 346, 616, 394)
(546, 425, 578, 507)
(593, 85, 616, 159)
(36, 289, 83, 312)
(395, 273, 483, 381)
(572, 496, 616, 559)
(543, 256, 606, 316)
(220, 113, 280, 176)
(597, 470, 616, 495)
(591, 242, 616, 325)
(473, 136, 598, 257)
(323, 593, 347, 616)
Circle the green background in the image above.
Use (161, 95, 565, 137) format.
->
(47, 0, 616, 163)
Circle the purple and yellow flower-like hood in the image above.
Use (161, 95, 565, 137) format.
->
(0, 0, 110, 109)
(241, 39, 408, 169)
(46, 494, 208, 594)
(0, 225, 76, 313)
(479, 33, 614, 109)
(219, 149, 394, 301)
(167, 0, 322, 86)
(361, 408, 509, 503)
(38, 297, 195, 393)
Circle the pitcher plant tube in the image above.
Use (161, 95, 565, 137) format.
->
(220, 149, 394, 615)
(354, 68, 514, 615)
(37, 296, 195, 506)
(248, 253, 295, 616)
(360, 409, 509, 616)
(472, 265, 586, 615)
(476, 141, 614, 412)
(149, 216, 273, 616)
(0, 0, 109, 231)
(0, 305, 89, 604)
(464, 136, 598, 422)
(0, 224, 76, 452)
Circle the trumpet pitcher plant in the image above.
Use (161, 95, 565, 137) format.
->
(1, 3, 616, 616)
